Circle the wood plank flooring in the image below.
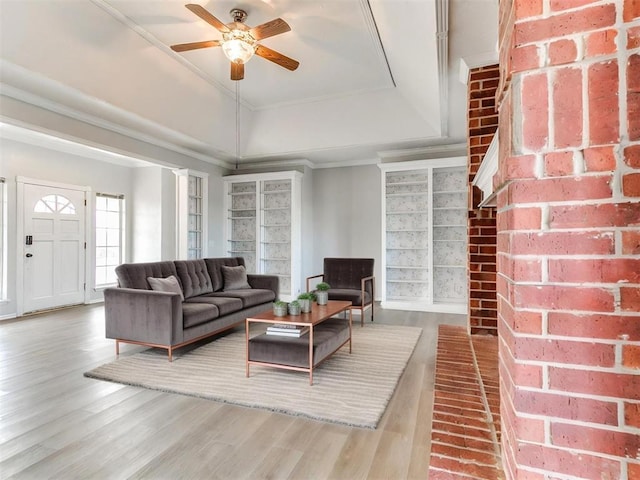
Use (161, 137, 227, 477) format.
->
(0, 304, 466, 479)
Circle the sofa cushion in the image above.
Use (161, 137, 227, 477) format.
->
(115, 261, 179, 290)
(208, 288, 276, 308)
(327, 288, 371, 307)
(175, 259, 214, 299)
(182, 303, 219, 329)
(222, 265, 251, 291)
(205, 257, 246, 292)
(185, 295, 243, 316)
(147, 275, 184, 300)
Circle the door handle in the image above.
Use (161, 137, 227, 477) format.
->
(25, 253, 33, 258)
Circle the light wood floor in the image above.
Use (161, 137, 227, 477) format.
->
(0, 304, 466, 480)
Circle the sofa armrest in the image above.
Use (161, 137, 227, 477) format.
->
(104, 287, 184, 346)
(247, 274, 280, 298)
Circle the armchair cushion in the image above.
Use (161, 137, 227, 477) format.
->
(323, 258, 375, 297)
(327, 288, 372, 307)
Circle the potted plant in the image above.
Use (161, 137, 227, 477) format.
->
(288, 300, 301, 315)
(315, 282, 330, 305)
(297, 292, 314, 313)
(273, 300, 288, 317)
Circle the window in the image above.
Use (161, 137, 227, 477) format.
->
(95, 193, 125, 287)
(0, 177, 5, 300)
(34, 194, 76, 214)
(175, 169, 208, 260)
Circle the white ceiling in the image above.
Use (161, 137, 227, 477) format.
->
(0, 0, 498, 169)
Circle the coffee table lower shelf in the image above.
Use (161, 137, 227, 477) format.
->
(247, 318, 351, 385)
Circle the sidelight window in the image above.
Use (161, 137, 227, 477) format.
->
(95, 193, 125, 287)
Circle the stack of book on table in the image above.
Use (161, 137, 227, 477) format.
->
(266, 323, 310, 337)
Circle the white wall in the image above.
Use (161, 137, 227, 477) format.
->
(0, 137, 135, 317)
(131, 167, 165, 262)
(0, 133, 385, 317)
(311, 165, 382, 297)
(301, 165, 315, 286)
(0, 134, 227, 319)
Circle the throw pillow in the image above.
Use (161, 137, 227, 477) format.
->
(221, 265, 251, 291)
(147, 275, 184, 300)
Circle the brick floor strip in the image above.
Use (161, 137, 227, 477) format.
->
(428, 324, 505, 479)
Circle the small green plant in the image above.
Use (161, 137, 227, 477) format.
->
(297, 292, 314, 300)
(316, 282, 330, 291)
(274, 300, 287, 307)
(289, 300, 300, 307)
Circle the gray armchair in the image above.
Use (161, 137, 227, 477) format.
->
(307, 258, 375, 327)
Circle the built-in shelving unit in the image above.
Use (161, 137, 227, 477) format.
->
(379, 158, 468, 313)
(223, 171, 302, 301)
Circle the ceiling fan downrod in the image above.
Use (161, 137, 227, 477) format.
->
(230, 8, 247, 24)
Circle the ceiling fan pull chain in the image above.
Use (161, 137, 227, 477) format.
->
(235, 81, 240, 169)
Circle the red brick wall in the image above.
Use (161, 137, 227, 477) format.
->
(496, 0, 640, 478)
(468, 65, 499, 335)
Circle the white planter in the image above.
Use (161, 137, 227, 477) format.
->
(298, 298, 312, 313)
(288, 303, 301, 315)
(273, 303, 288, 316)
(316, 291, 329, 305)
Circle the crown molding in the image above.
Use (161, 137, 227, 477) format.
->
(378, 142, 467, 161)
(473, 132, 499, 206)
(459, 51, 500, 84)
(0, 61, 232, 169)
(0, 120, 168, 168)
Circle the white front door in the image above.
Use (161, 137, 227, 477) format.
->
(23, 184, 86, 313)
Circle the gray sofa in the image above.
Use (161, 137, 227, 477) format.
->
(104, 257, 278, 361)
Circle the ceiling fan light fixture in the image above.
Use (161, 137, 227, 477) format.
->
(221, 30, 256, 64)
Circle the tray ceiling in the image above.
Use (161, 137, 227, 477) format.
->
(0, 0, 498, 169)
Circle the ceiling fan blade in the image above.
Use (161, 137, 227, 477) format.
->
(255, 44, 299, 71)
(231, 62, 244, 81)
(170, 40, 221, 52)
(250, 18, 291, 41)
(185, 4, 229, 33)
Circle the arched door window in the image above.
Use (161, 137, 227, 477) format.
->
(34, 194, 76, 214)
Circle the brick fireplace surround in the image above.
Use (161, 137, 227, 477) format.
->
(430, 1, 640, 479)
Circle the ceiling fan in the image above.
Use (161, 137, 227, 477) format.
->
(170, 4, 300, 81)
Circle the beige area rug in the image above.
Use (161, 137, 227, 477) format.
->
(85, 324, 422, 429)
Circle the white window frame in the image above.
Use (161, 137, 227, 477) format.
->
(94, 192, 125, 289)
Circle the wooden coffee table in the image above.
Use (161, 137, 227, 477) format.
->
(245, 300, 352, 385)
